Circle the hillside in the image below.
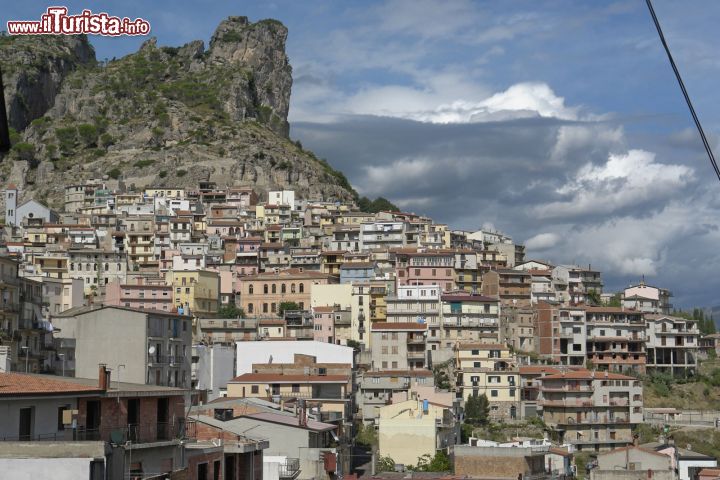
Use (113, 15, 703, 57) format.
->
(0, 17, 355, 208)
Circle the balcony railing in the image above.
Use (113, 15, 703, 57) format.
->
(4, 421, 186, 444)
(279, 458, 301, 479)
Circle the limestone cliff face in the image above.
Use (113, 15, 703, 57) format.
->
(0, 34, 95, 131)
(0, 18, 355, 208)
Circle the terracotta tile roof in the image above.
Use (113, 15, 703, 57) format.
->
(229, 373, 349, 383)
(371, 322, 427, 331)
(0, 373, 103, 396)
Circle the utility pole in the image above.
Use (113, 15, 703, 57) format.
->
(0, 64, 10, 152)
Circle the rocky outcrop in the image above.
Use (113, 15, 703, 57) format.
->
(209, 16, 292, 137)
(0, 17, 355, 209)
(0, 34, 95, 131)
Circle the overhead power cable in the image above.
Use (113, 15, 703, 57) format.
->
(645, 0, 720, 182)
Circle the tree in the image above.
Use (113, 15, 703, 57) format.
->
(465, 394, 490, 426)
(414, 451, 452, 472)
(377, 456, 396, 473)
(217, 304, 245, 318)
(279, 301, 300, 314)
(433, 363, 451, 390)
(587, 289, 601, 305)
(606, 293, 622, 307)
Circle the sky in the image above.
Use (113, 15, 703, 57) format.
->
(4, 1, 720, 308)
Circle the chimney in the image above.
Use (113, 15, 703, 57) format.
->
(98, 364, 110, 391)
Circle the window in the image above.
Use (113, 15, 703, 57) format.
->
(271, 303, 276, 313)
(251, 385, 259, 394)
(263, 303, 268, 313)
(490, 390, 498, 397)
(299, 283, 304, 293)
(281, 284, 286, 294)
(292, 384, 300, 393)
(271, 284, 277, 294)
(509, 388, 516, 397)
(263, 284, 269, 294)
(471, 349, 479, 355)
(291, 283, 296, 293)
(248, 303, 254, 313)
(249, 285, 254, 294)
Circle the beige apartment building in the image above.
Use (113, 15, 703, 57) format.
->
(455, 342, 520, 420)
(370, 322, 427, 370)
(241, 268, 334, 317)
(538, 370, 643, 451)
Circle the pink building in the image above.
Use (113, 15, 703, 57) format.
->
(105, 276, 173, 312)
(312, 306, 335, 343)
(395, 249, 455, 292)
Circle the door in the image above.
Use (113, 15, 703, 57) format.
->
(86, 400, 101, 440)
(157, 397, 169, 440)
(127, 399, 140, 441)
(18, 407, 33, 440)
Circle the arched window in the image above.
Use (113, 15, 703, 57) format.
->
(291, 283, 296, 293)
(263, 284, 268, 294)
(263, 303, 268, 313)
(248, 303, 254, 313)
(249, 284, 254, 295)
(104, 263, 109, 271)
(271, 303, 276, 313)
(281, 284, 286, 294)
(272, 284, 277, 294)
(299, 283, 304, 293)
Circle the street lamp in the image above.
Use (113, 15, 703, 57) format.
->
(58, 353, 65, 377)
(21, 346, 28, 373)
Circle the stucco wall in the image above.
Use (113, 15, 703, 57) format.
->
(0, 458, 98, 480)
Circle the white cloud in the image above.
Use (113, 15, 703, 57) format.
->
(535, 149, 694, 219)
(525, 233, 561, 251)
(339, 81, 579, 124)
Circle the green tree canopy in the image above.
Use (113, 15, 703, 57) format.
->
(465, 393, 490, 426)
(279, 301, 301, 314)
(217, 304, 245, 318)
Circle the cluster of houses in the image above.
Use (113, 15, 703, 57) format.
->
(0, 179, 718, 480)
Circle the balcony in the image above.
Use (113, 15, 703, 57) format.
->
(540, 399, 594, 407)
(407, 336, 425, 344)
(407, 351, 426, 361)
(74, 421, 184, 444)
(150, 355, 186, 366)
(540, 384, 593, 392)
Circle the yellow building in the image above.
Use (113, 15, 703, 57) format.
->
(378, 399, 457, 466)
(226, 372, 350, 418)
(455, 342, 520, 420)
(165, 269, 220, 317)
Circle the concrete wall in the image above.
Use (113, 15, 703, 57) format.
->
(591, 470, 674, 480)
(0, 397, 77, 441)
(195, 345, 235, 401)
(53, 309, 147, 384)
(0, 458, 99, 480)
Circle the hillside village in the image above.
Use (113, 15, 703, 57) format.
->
(1, 180, 719, 480)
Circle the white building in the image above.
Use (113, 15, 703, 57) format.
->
(235, 341, 353, 377)
(268, 190, 295, 210)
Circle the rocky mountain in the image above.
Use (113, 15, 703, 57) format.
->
(0, 17, 356, 209)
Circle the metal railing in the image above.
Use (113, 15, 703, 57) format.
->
(279, 458, 301, 479)
(74, 421, 184, 443)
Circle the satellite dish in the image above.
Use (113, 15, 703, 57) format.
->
(148, 346, 156, 355)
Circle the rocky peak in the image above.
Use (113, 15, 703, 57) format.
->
(209, 17, 292, 137)
(0, 34, 95, 131)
